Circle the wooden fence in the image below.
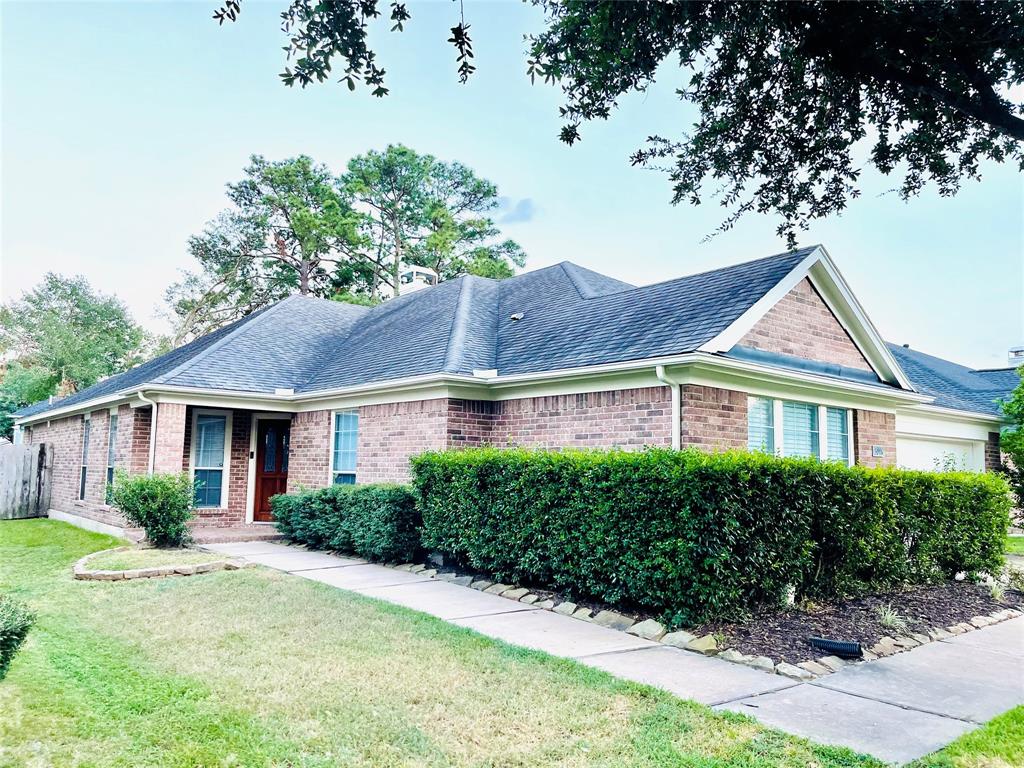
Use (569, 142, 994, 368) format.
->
(0, 442, 52, 520)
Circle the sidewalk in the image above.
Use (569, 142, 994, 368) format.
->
(203, 540, 1024, 765)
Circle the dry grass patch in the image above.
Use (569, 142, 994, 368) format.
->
(85, 547, 227, 572)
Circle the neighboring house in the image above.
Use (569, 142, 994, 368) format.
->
(12, 246, 1017, 536)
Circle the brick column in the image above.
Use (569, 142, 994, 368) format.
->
(985, 432, 1003, 472)
(127, 406, 153, 474)
(853, 409, 896, 468)
(152, 402, 188, 474)
(287, 410, 333, 492)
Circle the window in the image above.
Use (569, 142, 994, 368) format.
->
(105, 414, 118, 503)
(783, 402, 819, 458)
(748, 397, 775, 453)
(79, 417, 91, 500)
(332, 411, 358, 484)
(747, 397, 851, 465)
(192, 413, 228, 508)
(825, 407, 850, 462)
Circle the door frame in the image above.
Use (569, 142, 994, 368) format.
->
(245, 413, 293, 524)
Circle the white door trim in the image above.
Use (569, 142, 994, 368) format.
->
(245, 412, 293, 525)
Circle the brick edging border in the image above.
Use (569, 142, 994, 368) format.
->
(72, 547, 247, 581)
(382, 557, 1023, 680)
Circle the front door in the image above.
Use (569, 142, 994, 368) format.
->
(254, 419, 290, 522)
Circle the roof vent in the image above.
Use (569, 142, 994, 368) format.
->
(510, 312, 524, 322)
(902, 343, 910, 348)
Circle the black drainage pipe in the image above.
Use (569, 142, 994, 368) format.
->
(809, 637, 862, 659)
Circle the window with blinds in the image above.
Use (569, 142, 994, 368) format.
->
(332, 411, 358, 485)
(747, 396, 775, 453)
(825, 407, 850, 462)
(782, 402, 820, 458)
(193, 414, 227, 508)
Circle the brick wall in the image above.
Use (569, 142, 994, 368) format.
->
(679, 384, 748, 450)
(25, 407, 144, 528)
(985, 432, 1003, 472)
(356, 399, 449, 483)
(738, 278, 873, 371)
(447, 399, 496, 447)
(127, 406, 151, 474)
(853, 409, 897, 467)
(489, 387, 673, 449)
(287, 409, 332, 492)
(152, 402, 187, 473)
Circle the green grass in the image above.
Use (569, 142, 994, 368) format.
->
(0, 519, 954, 767)
(85, 547, 227, 571)
(1005, 535, 1024, 556)
(911, 706, 1024, 768)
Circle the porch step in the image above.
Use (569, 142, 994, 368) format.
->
(189, 526, 284, 544)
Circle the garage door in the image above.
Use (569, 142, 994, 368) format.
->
(896, 436, 985, 472)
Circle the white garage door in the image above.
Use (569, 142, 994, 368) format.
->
(896, 436, 985, 472)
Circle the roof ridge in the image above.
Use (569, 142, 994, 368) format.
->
(149, 297, 299, 387)
(442, 275, 475, 372)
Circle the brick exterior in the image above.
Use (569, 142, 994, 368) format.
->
(679, 385, 749, 450)
(985, 431, 1003, 472)
(739, 278, 873, 371)
(153, 402, 187, 473)
(853, 409, 897, 468)
(25, 406, 145, 528)
(488, 387, 673, 450)
(357, 399, 450, 483)
(286, 410, 333, 492)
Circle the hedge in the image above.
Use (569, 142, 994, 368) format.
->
(0, 594, 34, 680)
(272, 484, 420, 563)
(411, 448, 1011, 625)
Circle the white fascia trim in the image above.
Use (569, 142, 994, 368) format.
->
(906, 403, 1006, 427)
(696, 245, 915, 392)
(698, 248, 821, 355)
(14, 392, 130, 427)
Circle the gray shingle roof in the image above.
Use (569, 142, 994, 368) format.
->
(886, 343, 1017, 417)
(18, 246, 909, 420)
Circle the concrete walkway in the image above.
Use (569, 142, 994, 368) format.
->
(203, 541, 1024, 765)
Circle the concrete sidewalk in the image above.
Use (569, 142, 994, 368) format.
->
(204, 541, 1024, 765)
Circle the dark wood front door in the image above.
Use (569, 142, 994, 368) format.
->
(254, 419, 290, 522)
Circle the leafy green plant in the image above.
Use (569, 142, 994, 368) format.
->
(271, 484, 420, 563)
(876, 603, 909, 634)
(0, 594, 34, 679)
(411, 447, 1012, 625)
(1006, 567, 1024, 594)
(110, 471, 195, 548)
(990, 580, 1007, 602)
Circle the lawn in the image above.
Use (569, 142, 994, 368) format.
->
(84, 546, 227, 571)
(0, 520, 1007, 768)
(1005, 535, 1024, 556)
(911, 706, 1024, 768)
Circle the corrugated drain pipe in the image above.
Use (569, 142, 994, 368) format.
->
(655, 365, 682, 450)
(135, 390, 158, 475)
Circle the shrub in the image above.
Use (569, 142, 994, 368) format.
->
(411, 447, 1011, 625)
(110, 471, 195, 548)
(0, 594, 34, 680)
(271, 484, 420, 563)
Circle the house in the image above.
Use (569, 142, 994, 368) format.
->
(12, 246, 1017, 537)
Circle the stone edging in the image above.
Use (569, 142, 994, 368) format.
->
(386, 559, 1023, 680)
(73, 547, 247, 582)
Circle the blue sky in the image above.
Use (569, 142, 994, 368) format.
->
(2, 1, 1021, 368)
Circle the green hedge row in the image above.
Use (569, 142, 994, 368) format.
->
(271, 484, 420, 563)
(0, 594, 34, 680)
(411, 448, 1011, 624)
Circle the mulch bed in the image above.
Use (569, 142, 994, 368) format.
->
(697, 582, 1024, 665)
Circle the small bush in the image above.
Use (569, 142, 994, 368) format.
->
(412, 447, 1011, 624)
(0, 594, 34, 680)
(272, 484, 420, 563)
(110, 471, 195, 548)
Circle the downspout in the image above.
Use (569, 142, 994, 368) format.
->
(655, 365, 682, 450)
(136, 390, 158, 475)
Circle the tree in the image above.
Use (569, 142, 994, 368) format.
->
(166, 155, 362, 344)
(213, 1, 1024, 245)
(0, 274, 146, 436)
(1000, 369, 1024, 516)
(343, 145, 525, 300)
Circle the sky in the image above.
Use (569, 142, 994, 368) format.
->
(2, 1, 1022, 369)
